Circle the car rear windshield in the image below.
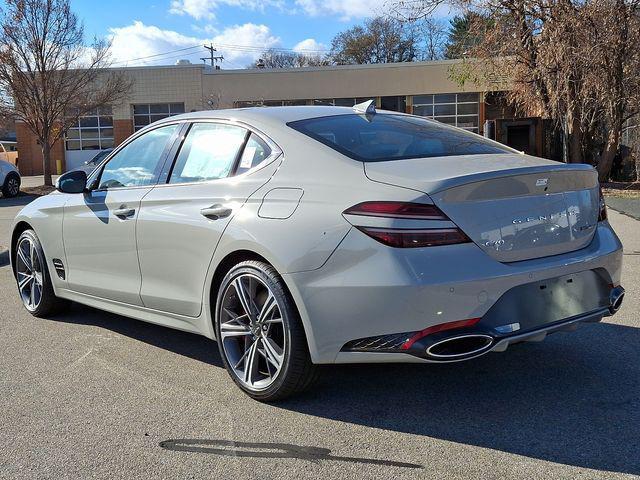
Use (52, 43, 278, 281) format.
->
(287, 114, 512, 162)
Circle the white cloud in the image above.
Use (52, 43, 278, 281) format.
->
(108, 21, 202, 65)
(294, 0, 388, 19)
(212, 23, 280, 67)
(107, 21, 280, 68)
(170, 0, 285, 20)
(169, 0, 216, 19)
(292, 38, 327, 53)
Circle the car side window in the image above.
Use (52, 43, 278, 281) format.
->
(169, 123, 247, 184)
(234, 133, 272, 176)
(98, 124, 179, 189)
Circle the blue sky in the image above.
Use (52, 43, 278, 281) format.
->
(69, 0, 429, 69)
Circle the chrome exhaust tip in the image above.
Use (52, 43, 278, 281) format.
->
(426, 334, 494, 360)
(609, 286, 625, 315)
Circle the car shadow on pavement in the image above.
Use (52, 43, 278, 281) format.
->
(48, 303, 640, 475)
(0, 250, 8, 267)
(0, 194, 36, 207)
(276, 322, 640, 476)
(51, 303, 224, 368)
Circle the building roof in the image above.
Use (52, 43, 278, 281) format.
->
(204, 59, 466, 76)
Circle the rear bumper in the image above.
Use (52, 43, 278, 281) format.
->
(334, 306, 611, 364)
(491, 305, 611, 353)
(284, 221, 623, 364)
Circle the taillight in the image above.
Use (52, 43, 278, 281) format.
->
(344, 201, 471, 248)
(344, 201, 448, 220)
(355, 227, 470, 248)
(598, 185, 607, 221)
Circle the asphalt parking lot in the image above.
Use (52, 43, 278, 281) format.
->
(1, 195, 639, 479)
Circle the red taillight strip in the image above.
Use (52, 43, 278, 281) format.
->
(344, 201, 449, 220)
(356, 226, 471, 248)
(345, 201, 470, 248)
(400, 318, 482, 350)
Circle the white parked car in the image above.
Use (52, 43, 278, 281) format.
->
(10, 103, 624, 401)
(72, 148, 113, 175)
(0, 159, 20, 198)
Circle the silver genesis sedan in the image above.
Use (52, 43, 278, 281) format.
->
(11, 103, 624, 401)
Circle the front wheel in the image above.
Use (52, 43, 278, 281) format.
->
(214, 260, 318, 401)
(15, 230, 68, 317)
(2, 172, 20, 198)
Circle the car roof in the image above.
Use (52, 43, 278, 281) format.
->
(162, 105, 407, 130)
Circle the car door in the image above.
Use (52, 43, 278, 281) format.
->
(62, 123, 181, 305)
(137, 121, 280, 317)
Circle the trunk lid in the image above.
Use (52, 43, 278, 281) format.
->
(364, 154, 600, 262)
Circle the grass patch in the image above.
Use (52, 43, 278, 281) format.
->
(602, 182, 640, 199)
(20, 185, 55, 197)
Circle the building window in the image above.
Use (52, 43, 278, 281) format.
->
(313, 98, 371, 107)
(235, 100, 263, 108)
(233, 98, 378, 108)
(234, 99, 308, 107)
(65, 106, 114, 151)
(412, 93, 480, 133)
(380, 96, 406, 113)
(133, 103, 185, 131)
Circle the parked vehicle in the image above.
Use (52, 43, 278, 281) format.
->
(10, 103, 624, 401)
(73, 148, 113, 175)
(1, 159, 20, 198)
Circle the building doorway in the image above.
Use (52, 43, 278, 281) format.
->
(497, 118, 540, 156)
(506, 125, 531, 152)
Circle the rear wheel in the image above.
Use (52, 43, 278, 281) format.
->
(2, 172, 20, 198)
(15, 230, 68, 317)
(214, 260, 318, 401)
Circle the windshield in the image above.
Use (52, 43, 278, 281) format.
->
(288, 114, 513, 162)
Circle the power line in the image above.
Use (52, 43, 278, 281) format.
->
(111, 45, 203, 65)
(125, 51, 209, 66)
(109, 41, 329, 68)
(201, 43, 224, 68)
(214, 43, 328, 54)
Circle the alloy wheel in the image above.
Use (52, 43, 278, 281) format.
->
(16, 237, 43, 311)
(219, 273, 286, 391)
(7, 177, 19, 196)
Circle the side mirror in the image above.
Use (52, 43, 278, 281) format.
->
(56, 170, 87, 194)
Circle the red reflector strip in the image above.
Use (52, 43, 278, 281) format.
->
(356, 227, 470, 248)
(401, 318, 482, 350)
(344, 201, 449, 220)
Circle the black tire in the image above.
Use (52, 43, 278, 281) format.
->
(15, 230, 69, 317)
(2, 172, 20, 198)
(214, 260, 319, 401)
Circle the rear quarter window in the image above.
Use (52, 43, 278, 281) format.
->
(287, 114, 512, 162)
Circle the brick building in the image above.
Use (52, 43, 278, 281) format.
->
(15, 60, 550, 174)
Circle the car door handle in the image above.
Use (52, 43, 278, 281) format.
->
(200, 204, 232, 220)
(114, 206, 136, 219)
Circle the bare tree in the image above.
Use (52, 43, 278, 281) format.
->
(0, 0, 132, 186)
(252, 49, 330, 69)
(0, 114, 15, 138)
(329, 16, 419, 65)
(205, 89, 225, 109)
(395, 0, 640, 181)
(586, 0, 640, 180)
(417, 18, 448, 61)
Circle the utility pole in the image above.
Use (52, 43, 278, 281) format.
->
(201, 43, 224, 68)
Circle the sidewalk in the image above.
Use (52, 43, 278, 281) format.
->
(20, 175, 60, 188)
